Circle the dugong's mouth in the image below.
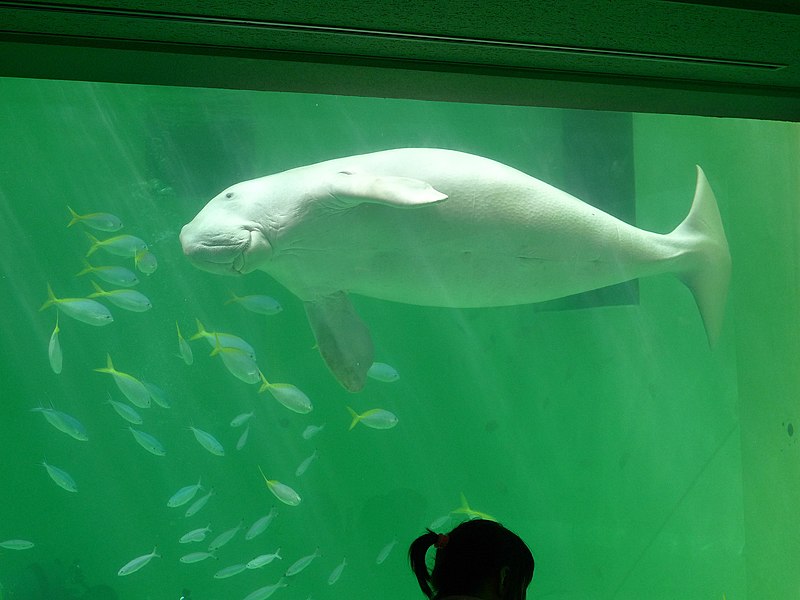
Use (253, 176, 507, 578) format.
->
(180, 225, 272, 275)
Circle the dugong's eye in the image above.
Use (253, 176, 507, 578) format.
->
(225, 192, 234, 199)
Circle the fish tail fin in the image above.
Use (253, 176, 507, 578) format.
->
(75, 258, 95, 277)
(153, 546, 160, 558)
(224, 292, 240, 305)
(209, 333, 226, 357)
(175, 321, 183, 338)
(88, 280, 105, 296)
(346, 406, 360, 430)
(40, 283, 58, 311)
(257, 370, 270, 393)
(458, 491, 471, 513)
(85, 232, 101, 257)
(669, 166, 731, 347)
(190, 318, 206, 341)
(66, 205, 81, 227)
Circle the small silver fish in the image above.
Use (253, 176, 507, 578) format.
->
(236, 425, 250, 451)
(285, 548, 321, 577)
(85, 232, 147, 258)
(167, 478, 203, 507)
(191, 319, 256, 358)
(242, 579, 287, 600)
(347, 407, 398, 430)
(207, 521, 242, 552)
(180, 551, 216, 563)
(295, 449, 318, 477)
(0, 539, 34, 550)
(230, 411, 254, 427)
(327, 557, 347, 585)
(76, 259, 139, 287)
(189, 426, 225, 456)
(106, 394, 143, 425)
(376, 538, 398, 565)
(66, 206, 123, 232)
(42, 460, 77, 493)
(95, 355, 151, 408)
(211, 339, 260, 384)
(134, 249, 158, 274)
(67, 206, 122, 231)
(40, 284, 113, 327)
(367, 361, 400, 382)
(179, 525, 212, 544)
(117, 547, 159, 576)
(259, 377, 313, 414)
(176, 322, 194, 365)
(32, 407, 88, 441)
(302, 424, 325, 440)
(429, 514, 453, 530)
(259, 467, 301, 506)
(88, 281, 152, 312)
(246, 548, 282, 569)
(225, 292, 282, 315)
(185, 487, 214, 518)
(143, 381, 171, 408)
(48, 316, 62, 374)
(214, 563, 247, 579)
(245, 508, 278, 541)
(129, 427, 165, 456)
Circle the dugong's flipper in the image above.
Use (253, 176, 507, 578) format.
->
(305, 291, 374, 392)
(330, 171, 448, 207)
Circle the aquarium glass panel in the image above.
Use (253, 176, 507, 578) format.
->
(1, 76, 798, 600)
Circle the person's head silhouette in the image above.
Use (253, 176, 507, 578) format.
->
(408, 519, 534, 600)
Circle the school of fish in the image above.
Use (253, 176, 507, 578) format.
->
(13, 206, 408, 597)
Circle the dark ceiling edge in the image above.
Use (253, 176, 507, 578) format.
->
(1, 28, 794, 79)
(1, 33, 799, 122)
(662, 0, 800, 16)
(1, 1, 788, 70)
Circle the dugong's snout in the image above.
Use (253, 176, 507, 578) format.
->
(180, 221, 272, 276)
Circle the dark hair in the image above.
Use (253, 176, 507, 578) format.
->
(408, 519, 534, 599)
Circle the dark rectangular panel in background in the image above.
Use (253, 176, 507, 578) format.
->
(536, 111, 638, 311)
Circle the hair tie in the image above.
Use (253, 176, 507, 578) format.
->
(434, 533, 449, 549)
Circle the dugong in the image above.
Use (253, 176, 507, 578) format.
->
(180, 148, 730, 391)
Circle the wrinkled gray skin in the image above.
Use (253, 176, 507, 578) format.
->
(180, 148, 730, 391)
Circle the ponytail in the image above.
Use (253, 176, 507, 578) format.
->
(408, 519, 534, 600)
(408, 529, 439, 599)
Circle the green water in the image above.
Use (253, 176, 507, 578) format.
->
(0, 76, 798, 600)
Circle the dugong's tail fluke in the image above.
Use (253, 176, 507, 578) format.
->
(671, 166, 731, 347)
